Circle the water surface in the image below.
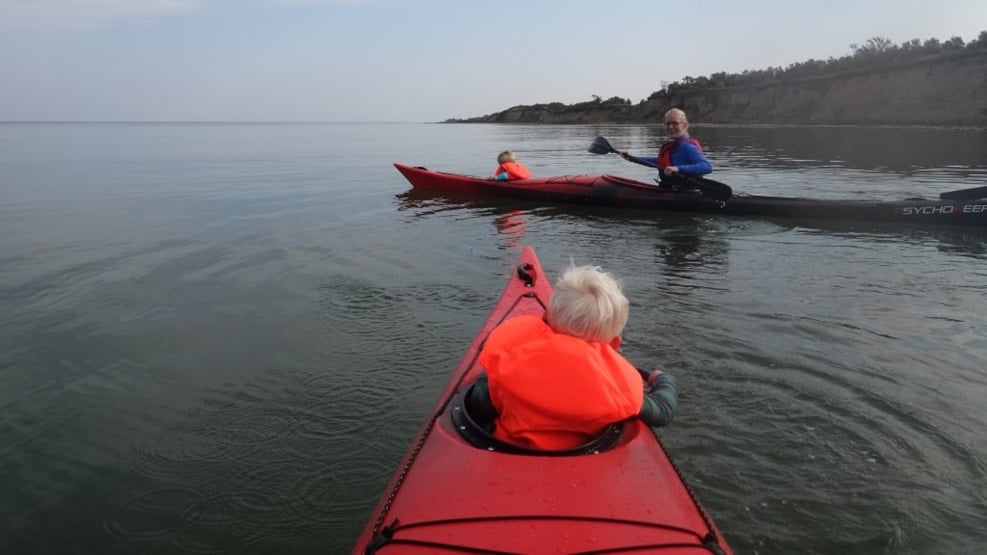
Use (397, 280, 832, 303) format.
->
(1, 122, 986, 554)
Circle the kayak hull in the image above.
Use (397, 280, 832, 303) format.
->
(352, 247, 731, 554)
(394, 163, 987, 227)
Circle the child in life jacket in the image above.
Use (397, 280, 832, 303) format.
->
(490, 150, 532, 181)
(467, 263, 677, 451)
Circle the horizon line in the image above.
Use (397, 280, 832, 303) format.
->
(0, 120, 447, 124)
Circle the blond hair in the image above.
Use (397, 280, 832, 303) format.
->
(497, 150, 516, 164)
(545, 264, 629, 343)
(664, 108, 688, 123)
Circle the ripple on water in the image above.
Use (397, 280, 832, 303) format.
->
(665, 328, 987, 553)
(108, 360, 426, 553)
(102, 487, 206, 544)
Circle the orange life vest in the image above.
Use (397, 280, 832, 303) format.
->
(478, 315, 644, 450)
(494, 161, 532, 180)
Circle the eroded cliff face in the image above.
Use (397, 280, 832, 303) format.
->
(458, 53, 987, 126)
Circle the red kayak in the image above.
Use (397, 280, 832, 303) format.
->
(394, 162, 987, 227)
(352, 247, 732, 554)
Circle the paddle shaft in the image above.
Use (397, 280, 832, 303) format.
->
(616, 147, 707, 184)
(589, 136, 732, 202)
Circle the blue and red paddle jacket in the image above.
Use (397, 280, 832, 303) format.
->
(630, 134, 712, 184)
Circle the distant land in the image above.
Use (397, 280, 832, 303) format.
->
(448, 34, 987, 127)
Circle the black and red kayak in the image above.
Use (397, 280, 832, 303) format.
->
(353, 246, 732, 554)
(394, 163, 987, 227)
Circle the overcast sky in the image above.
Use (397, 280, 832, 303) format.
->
(1, 0, 984, 122)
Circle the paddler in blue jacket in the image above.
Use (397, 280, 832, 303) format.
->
(620, 108, 713, 189)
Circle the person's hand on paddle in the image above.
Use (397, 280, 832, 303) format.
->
(588, 135, 733, 201)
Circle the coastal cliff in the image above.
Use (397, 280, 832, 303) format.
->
(451, 49, 987, 127)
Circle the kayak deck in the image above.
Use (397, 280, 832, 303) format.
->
(364, 415, 725, 553)
(353, 247, 731, 554)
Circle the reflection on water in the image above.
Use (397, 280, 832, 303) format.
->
(395, 184, 987, 260)
(648, 216, 734, 287)
(795, 221, 987, 259)
(492, 209, 528, 249)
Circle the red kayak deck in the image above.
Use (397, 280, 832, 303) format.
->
(352, 247, 731, 554)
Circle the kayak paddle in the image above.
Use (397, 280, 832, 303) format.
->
(588, 135, 733, 202)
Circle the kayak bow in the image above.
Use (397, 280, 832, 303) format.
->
(352, 246, 732, 554)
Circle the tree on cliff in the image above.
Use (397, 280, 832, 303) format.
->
(669, 33, 985, 94)
(448, 32, 987, 125)
(972, 30, 987, 49)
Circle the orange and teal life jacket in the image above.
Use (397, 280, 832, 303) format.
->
(493, 161, 532, 181)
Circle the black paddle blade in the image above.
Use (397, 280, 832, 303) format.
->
(940, 185, 987, 201)
(699, 178, 733, 202)
(588, 136, 616, 155)
(682, 175, 733, 202)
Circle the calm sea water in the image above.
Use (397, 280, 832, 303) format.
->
(2, 122, 986, 554)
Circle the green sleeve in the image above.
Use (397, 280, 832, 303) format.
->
(638, 373, 677, 427)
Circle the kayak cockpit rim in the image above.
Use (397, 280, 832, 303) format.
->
(450, 381, 624, 456)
